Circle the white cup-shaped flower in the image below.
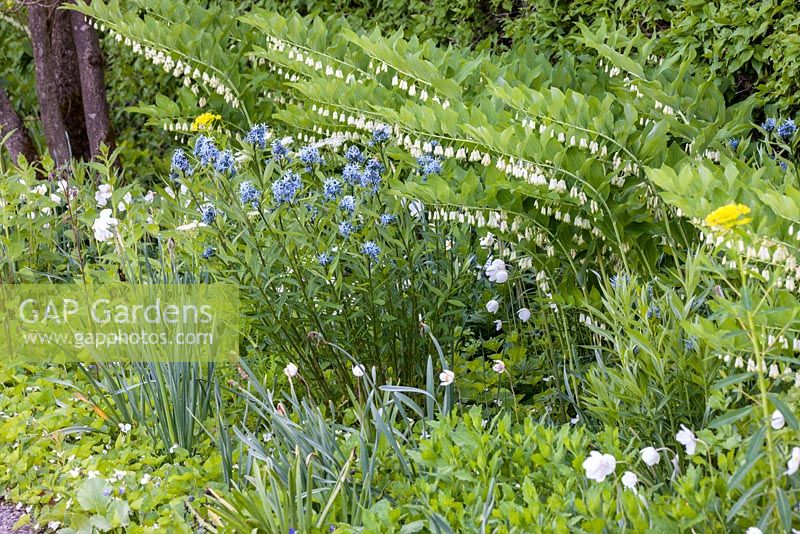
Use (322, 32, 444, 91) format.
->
(771, 409, 786, 430)
(494, 319, 503, 331)
(492, 360, 505, 374)
(745, 528, 763, 534)
(408, 199, 424, 219)
(640, 446, 660, 467)
(486, 259, 509, 283)
(283, 362, 298, 378)
(517, 308, 531, 322)
(621, 470, 638, 490)
(92, 209, 118, 242)
(439, 369, 455, 386)
(485, 299, 499, 314)
(95, 184, 113, 207)
(352, 364, 366, 378)
(785, 447, 800, 476)
(676, 424, 697, 455)
(582, 450, 616, 482)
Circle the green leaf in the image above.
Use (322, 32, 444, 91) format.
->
(711, 373, 752, 390)
(768, 393, 799, 429)
(726, 479, 766, 522)
(709, 406, 753, 429)
(401, 521, 427, 533)
(728, 426, 765, 491)
(777, 488, 792, 531)
(77, 478, 112, 515)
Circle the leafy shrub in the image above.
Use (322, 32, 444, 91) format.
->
(161, 125, 481, 389)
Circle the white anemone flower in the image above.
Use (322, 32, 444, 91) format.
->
(621, 471, 638, 490)
(439, 369, 454, 386)
(676, 425, 698, 455)
(485, 299, 499, 314)
(582, 451, 616, 482)
(640, 447, 660, 466)
(485, 259, 509, 283)
(517, 308, 531, 322)
(492, 360, 505, 373)
(352, 364, 365, 378)
(283, 362, 298, 378)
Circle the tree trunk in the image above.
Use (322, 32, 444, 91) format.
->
(27, 3, 72, 165)
(52, 4, 91, 160)
(69, 4, 114, 157)
(0, 87, 39, 164)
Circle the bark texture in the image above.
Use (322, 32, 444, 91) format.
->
(26, 0, 112, 164)
(52, 4, 91, 160)
(69, 4, 114, 157)
(0, 87, 39, 164)
(27, 3, 71, 165)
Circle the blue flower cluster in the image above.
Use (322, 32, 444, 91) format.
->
(762, 117, 797, 140)
(728, 138, 740, 150)
(299, 145, 323, 169)
(416, 154, 442, 181)
(214, 149, 236, 175)
(171, 149, 192, 175)
(200, 204, 217, 225)
(379, 213, 396, 226)
(194, 135, 219, 166)
(646, 304, 661, 320)
(342, 163, 362, 186)
(239, 181, 261, 207)
(272, 139, 289, 161)
(317, 252, 332, 266)
(338, 195, 356, 214)
(360, 240, 380, 261)
(323, 177, 343, 201)
(370, 123, 392, 146)
(344, 145, 364, 163)
(272, 171, 302, 204)
(245, 123, 270, 149)
(201, 246, 216, 259)
(362, 159, 383, 190)
(338, 221, 353, 238)
(778, 119, 797, 140)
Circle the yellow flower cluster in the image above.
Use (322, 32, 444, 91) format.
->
(190, 112, 221, 131)
(705, 203, 752, 229)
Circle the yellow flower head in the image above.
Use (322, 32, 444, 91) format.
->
(704, 203, 752, 229)
(191, 112, 221, 131)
